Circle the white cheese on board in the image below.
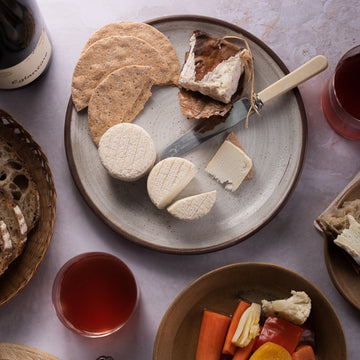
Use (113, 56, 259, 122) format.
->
(205, 140, 252, 192)
(334, 214, 360, 265)
(179, 33, 244, 103)
(147, 157, 197, 209)
(167, 190, 216, 220)
(98, 123, 156, 181)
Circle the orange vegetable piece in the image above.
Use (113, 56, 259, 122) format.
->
(249, 341, 292, 360)
(222, 300, 251, 355)
(232, 337, 256, 360)
(195, 310, 231, 360)
(292, 345, 316, 360)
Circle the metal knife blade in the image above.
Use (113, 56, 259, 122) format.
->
(158, 55, 328, 160)
(158, 97, 252, 160)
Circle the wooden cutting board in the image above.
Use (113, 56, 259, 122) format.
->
(0, 342, 61, 360)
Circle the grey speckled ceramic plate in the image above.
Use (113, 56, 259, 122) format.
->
(153, 263, 347, 360)
(65, 15, 307, 254)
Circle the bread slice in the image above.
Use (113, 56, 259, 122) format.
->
(0, 138, 40, 231)
(0, 187, 27, 268)
(0, 220, 13, 275)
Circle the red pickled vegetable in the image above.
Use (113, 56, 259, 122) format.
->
(253, 316, 303, 354)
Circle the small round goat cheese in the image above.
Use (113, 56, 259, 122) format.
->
(167, 190, 216, 220)
(147, 157, 197, 209)
(98, 123, 156, 181)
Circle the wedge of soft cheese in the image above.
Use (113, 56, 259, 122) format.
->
(98, 123, 156, 181)
(334, 214, 360, 265)
(147, 157, 197, 209)
(167, 190, 216, 220)
(179, 31, 244, 104)
(205, 138, 252, 192)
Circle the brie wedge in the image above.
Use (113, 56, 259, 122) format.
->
(167, 190, 216, 220)
(334, 214, 360, 265)
(98, 123, 156, 181)
(147, 157, 197, 209)
(179, 31, 244, 104)
(205, 139, 252, 192)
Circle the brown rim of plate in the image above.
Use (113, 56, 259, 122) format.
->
(323, 233, 360, 311)
(64, 14, 307, 254)
(153, 262, 347, 360)
(0, 109, 56, 305)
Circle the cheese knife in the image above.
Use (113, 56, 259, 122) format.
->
(158, 55, 328, 160)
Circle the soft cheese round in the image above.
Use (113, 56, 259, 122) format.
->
(98, 123, 156, 181)
(167, 190, 216, 220)
(147, 157, 197, 209)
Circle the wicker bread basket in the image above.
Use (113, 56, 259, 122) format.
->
(0, 109, 56, 305)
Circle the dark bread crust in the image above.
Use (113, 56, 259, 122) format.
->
(0, 138, 40, 231)
(0, 186, 27, 275)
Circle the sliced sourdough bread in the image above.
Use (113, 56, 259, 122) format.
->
(0, 220, 13, 275)
(0, 138, 40, 231)
(0, 187, 27, 268)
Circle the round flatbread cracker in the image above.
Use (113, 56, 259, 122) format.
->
(71, 35, 170, 112)
(88, 65, 154, 145)
(82, 21, 179, 85)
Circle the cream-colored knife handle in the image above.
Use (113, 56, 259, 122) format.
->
(257, 55, 328, 104)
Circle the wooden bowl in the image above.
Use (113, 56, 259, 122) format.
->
(324, 233, 360, 310)
(315, 172, 360, 310)
(153, 262, 347, 360)
(0, 342, 61, 360)
(0, 109, 56, 305)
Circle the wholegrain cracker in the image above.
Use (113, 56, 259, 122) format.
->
(81, 21, 180, 85)
(72, 35, 170, 111)
(88, 65, 154, 145)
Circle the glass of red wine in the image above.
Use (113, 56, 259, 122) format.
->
(321, 45, 360, 139)
(52, 252, 139, 337)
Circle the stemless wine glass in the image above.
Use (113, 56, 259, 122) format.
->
(52, 252, 139, 338)
(321, 45, 360, 139)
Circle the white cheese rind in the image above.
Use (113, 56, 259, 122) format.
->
(334, 214, 360, 265)
(179, 34, 244, 103)
(147, 157, 197, 209)
(205, 140, 252, 192)
(261, 290, 312, 325)
(98, 123, 156, 181)
(167, 190, 216, 220)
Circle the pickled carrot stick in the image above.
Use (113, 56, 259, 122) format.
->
(292, 345, 316, 360)
(232, 337, 256, 360)
(195, 310, 231, 360)
(222, 301, 251, 355)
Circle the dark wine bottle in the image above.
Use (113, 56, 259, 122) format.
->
(0, 0, 52, 89)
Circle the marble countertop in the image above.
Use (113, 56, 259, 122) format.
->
(0, 0, 359, 359)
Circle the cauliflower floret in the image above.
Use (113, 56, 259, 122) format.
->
(261, 290, 311, 325)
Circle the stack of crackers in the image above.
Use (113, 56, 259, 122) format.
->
(71, 21, 180, 145)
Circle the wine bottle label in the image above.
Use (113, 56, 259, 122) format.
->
(0, 28, 52, 89)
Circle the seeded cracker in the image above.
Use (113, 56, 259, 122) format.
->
(81, 21, 180, 85)
(88, 65, 154, 145)
(71, 35, 170, 112)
